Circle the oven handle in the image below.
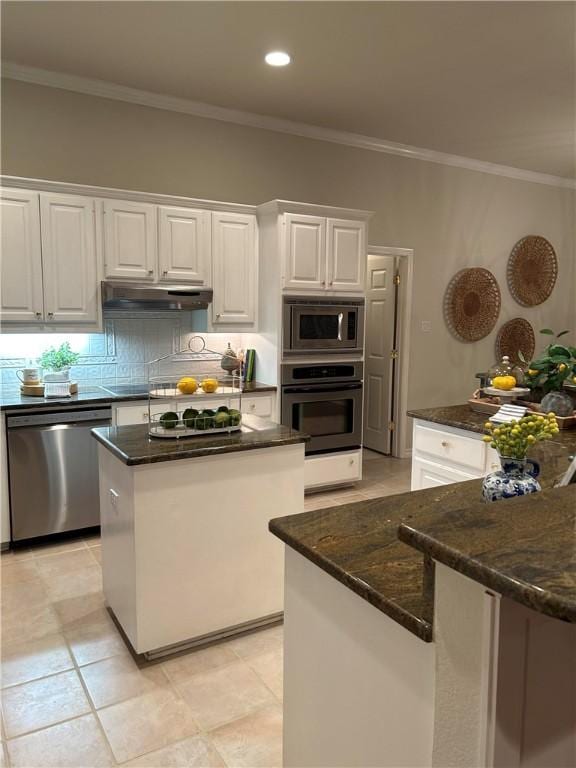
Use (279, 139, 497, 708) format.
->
(337, 312, 343, 342)
(283, 382, 363, 394)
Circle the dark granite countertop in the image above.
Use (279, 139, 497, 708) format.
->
(92, 415, 306, 465)
(0, 381, 276, 412)
(270, 432, 575, 642)
(399, 485, 576, 624)
(408, 403, 576, 452)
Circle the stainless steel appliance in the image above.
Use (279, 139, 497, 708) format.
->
(7, 406, 112, 542)
(283, 297, 364, 356)
(102, 281, 213, 311)
(281, 362, 363, 455)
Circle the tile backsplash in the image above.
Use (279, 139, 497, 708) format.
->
(0, 312, 242, 391)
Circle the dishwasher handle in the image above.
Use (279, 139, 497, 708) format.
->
(7, 408, 112, 429)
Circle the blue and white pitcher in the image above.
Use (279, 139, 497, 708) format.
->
(482, 456, 541, 502)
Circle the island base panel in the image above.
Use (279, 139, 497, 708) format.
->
(433, 564, 576, 768)
(99, 443, 305, 655)
(282, 548, 435, 768)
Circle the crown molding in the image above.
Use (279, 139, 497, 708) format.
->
(3, 62, 575, 191)
(0, 174, 257, 214)
(257, 199, 372, 221)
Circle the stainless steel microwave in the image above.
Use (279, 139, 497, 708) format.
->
(283, 297, 365, 355)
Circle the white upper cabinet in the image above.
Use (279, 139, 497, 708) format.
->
(283, 213, 326, 291)
(40, 194, 99, 324)
(158, 206, 211, 284)
(212, 212, 257, 325)
(282, 212, 366, 294)
(0, 189, 44, 323)
(103, 199, 157, 280)
(327, 218, 366, 292)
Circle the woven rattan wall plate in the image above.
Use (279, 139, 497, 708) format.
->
(444, 267, 501, 342)
(495, 318, 535, 365)
(507, 235, 557, 307)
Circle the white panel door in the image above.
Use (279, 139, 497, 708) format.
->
(103, 199, 157, 280)
(327, 218, 366, 292)
(363, 254, 396, 454)
(283, 213, 326, 291)
(40, 194, 99, 324)
(212, 212, 256, 325)
(0, 189, 44, 323)
(158, 206, 211, 284)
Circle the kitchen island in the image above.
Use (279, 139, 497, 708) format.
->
(270, 424, 575, 767)
(92, 415, 307, 658)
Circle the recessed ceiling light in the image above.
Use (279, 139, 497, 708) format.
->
(265, 51, 291, 67)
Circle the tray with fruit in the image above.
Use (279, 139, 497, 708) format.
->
(149, 405, 243, 439)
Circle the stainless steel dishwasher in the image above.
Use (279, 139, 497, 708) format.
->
(6, 406, 112, 541)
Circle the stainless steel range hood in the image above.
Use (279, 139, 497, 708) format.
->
(102, 281, 213, 311)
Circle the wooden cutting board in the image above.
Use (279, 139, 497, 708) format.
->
(20, 382, 78, 397)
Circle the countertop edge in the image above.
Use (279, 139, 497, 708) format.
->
(0, 382, 277, 412)
(268, 518, 433, 643)
(93, 430, 307, 466)
(398, 521, 576, 624)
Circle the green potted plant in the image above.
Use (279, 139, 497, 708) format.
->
(522, 329, 576, 416)
(39, 342, 80, 382)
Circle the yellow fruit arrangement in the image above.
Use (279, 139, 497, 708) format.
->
(176, 376, 198, 395)
(201, 378, 219, 394)
(483, 413, 559, 460)
(492, 375, 516, 391)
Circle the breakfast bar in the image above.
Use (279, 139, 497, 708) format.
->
(270, 423, 576, 767)
(92, 415, 307, 658)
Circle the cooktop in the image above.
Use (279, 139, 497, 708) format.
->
(102, 384, 149, 396)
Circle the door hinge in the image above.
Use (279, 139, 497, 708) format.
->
(390, 349, 398, 360)
(388, 421, 396, 431)
(393, 273, 401, 286)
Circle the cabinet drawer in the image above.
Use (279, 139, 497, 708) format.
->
(115, 402, 166, 426)
(411, 456, 480, 491)
(304, 450, 361, 490)
(241, 396, 273, 417)
(413, 424, 486, 472)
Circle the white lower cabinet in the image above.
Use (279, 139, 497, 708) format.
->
(114, 402, 167, 427)
(113, 392, 276, 427)
(411, 419, 498, 491)
(305, 449, 362, 491)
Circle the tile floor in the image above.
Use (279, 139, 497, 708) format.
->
(0, 450, 410, 768)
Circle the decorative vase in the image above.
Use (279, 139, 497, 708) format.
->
(43, 368, 70, 383)
(482, 456, 541, 502)
(540, 390, 574, 417)
(220, 343, 240, 374)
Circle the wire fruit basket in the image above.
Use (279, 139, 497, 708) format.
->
(147, 336, 243, 439)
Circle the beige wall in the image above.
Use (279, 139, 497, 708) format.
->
(2, 79, 575, 410)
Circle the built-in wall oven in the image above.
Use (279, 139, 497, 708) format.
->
(283, 297, 364, 356)
(281, 362, 363, 455)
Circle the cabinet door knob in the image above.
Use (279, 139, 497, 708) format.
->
(216, 313, 221, 319)
(321, 280, 326, 287)
(47, 312, 54, 319)
(349, 458, 354, 465)
(35, 312, 42, 319)
(329, 281, 334, 286)
(147, 269, 154, 275)
(441, 440, 448, 447)
(162, 270, 167, 276)
(142, 412, 148, 421)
